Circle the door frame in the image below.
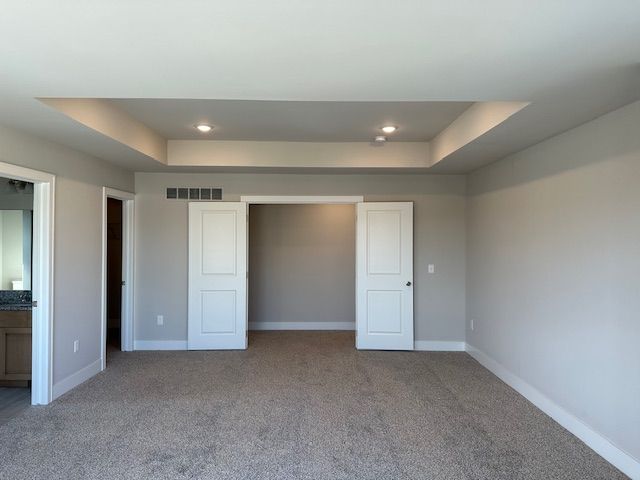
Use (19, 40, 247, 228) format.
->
(0, 161, 55, 405)
(240, 196, 364, 205)
(100, 187, 135, 368)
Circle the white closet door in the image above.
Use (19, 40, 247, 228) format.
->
(188, 202, 247, 350)
(356, 202, 414, 350)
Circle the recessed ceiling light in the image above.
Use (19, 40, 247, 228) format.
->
(381, 125, 397, 134)
(374, 135, 387, 143)
(195, 124, 213, 133)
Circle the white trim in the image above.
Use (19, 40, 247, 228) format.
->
(414, 340, 466, 351)
(121, 197, 135, 351)
(104, 187, 135, 201)
(101, 187, 135, 373)
(0, 161, 55, 406)
(134, 340, 188, 351)
(241, 195, 364, 204)
(466, 343, 640, 479)
(52, 359, 101, 400)
(0, 161, 55, 184)
(249, 321, 355, 331)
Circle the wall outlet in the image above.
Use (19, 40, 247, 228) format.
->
(470, 319, 475, 331)
(428, 264, 435, 274)
(157, 315, 164, 326)
(73, 340, 79, 353)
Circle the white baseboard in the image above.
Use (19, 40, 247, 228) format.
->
(52, 358, 102, 400)
(134, 340, 188, 350)
(414, 340, 466, 351)
(249, 322, 355, 331)
(466, 343, 640, 479)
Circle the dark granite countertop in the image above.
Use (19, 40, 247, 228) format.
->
(0, 290, 32, 311)
(0, 304, 31, 311)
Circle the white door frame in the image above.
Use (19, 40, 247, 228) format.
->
(100, 187, 135, 368)
(241, 195, 363, 205)
(0, 161, 55, 405)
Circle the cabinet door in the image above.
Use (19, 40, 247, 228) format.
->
(0, 328, 32, 380)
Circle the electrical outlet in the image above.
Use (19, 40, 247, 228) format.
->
(470, 319, 475, 331)
(157, 315, 164, 326)
(428, 264, 435, 274)
(73, 340, 79, 353)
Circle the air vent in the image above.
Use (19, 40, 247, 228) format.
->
(166, 187, 223, 201)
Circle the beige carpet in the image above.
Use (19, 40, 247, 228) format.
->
(0, 331, 626, 479)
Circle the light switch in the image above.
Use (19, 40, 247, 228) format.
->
(157, 315, 164, 326)
(428, 264, 435, 274)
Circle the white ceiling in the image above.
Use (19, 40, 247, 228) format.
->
(111, 99, 472, 141)
(0, 0, 638, 172)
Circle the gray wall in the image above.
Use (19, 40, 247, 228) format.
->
(0, 124, 134, 385)
(134, 172, 466, 343)
(249, 204, 355, 326)
(466, 100, 640, 461)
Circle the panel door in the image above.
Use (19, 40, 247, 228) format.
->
(188, 202, 247, 350)
(356, 202, 414, 350)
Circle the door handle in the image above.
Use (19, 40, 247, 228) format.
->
(406, 281, 412, 286)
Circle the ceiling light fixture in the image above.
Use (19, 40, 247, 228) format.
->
(195, 124, 213, 133)
(374, 135, 387, 143)
(381, 125, 397, 134)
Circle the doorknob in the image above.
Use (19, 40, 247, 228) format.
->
(406, 281, 412, 286)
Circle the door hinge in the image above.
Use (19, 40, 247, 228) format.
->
(32, 300, 38, 308)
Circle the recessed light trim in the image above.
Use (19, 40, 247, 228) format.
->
(374, 135, 387, 143)
(381, 125, 397, 134)
(195, 124, 213, 133)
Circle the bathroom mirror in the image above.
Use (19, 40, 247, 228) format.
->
(0, 210, 32, 291)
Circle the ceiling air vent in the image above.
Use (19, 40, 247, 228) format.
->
(166, 187, 223, 201)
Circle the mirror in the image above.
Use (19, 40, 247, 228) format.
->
(0, 210, 32, 290)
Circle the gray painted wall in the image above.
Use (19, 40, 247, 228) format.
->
(249, 204, 355, 326)
(0, 124, 134, 385)
(134, 172, 466, 343)
(466, 100, 640, 461)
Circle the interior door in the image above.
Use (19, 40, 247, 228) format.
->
(356, 202, 414, 350)
(188, 202, 247, 350)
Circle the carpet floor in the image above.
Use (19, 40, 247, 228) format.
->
(0, 331, 626, 479)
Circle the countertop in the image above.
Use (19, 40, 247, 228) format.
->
(0, 291, 32, 311)
(0, 304, 32, 311)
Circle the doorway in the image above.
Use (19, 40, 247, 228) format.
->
(106, 198, 122, 352)
(248, 203, 356, 331)
(0, 177, 34, 421)
(0, 162, 54, 406)
(101, 188, 135, 369)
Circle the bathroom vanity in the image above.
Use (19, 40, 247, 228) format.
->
(0, 293, 31, 387)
